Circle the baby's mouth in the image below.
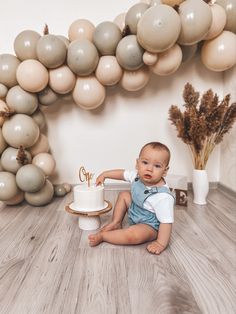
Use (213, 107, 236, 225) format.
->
(144, 174, 152, 179)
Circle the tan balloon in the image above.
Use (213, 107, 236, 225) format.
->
(162, 0, 184, 6)
(137, 5, 181, 52)
(4, 190, 24, 205)
(49, 65, 76, 94)
(151, 44, 182, 75)
(68, 19, 95, 42)
(2, 114, 39, 148)
(72, 76, 106, 110)
(113, 13, 126, 32)
(32, 153, 56, 176)
(95, 56, 123, 86)
(29, 133, 49, 157)
(201, 30, 236, 71)
(204, 4, 227, 40)
(143, 51, 158, 65)
(120, 66, 150, 91)
(16, 59, 48, 93)
(25, 179, 54, 206)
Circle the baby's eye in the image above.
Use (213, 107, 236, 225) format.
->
(142, 161, 148, 165)
(155, 164, 161, 168)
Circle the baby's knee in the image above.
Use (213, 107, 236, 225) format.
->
(125, 228, 143, 244)
(118, 191, 131, 203)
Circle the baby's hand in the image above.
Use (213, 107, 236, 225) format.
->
(146, 241, 166, 255)
(96, 173, 105, 186)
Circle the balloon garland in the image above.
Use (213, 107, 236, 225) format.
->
(0, 0, 236, 206)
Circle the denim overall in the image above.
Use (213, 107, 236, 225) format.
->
(128, 178, 174, 230)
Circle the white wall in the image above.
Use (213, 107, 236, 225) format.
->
(0, 0, 229, 185)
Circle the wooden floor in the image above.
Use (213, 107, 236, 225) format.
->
(0, 188, 235, 314)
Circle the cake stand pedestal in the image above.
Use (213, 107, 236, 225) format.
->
(65, 200, 112, 231)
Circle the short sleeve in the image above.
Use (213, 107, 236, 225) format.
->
(123, 170, 137, 183)
(146, 193, 174, 223)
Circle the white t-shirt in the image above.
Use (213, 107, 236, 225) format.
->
(123, 170, 174, 223)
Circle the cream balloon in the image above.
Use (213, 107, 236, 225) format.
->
(0, 127, 7, 154)
(137, 5, 181, 52)
(29, 133, 50, 157)
(0, 83, 8, 99)
(201, 30, 236, 71)
(95, 56, 123, 86)
(72, 76, 106, 110)
(162, 0, 184, 6)
(2, 114, 39, 148)
(4, 190, 24, 205)
(32, 153, 56, 176)
(16, 59, 48, 93)
(178, 0, 212, 45)
(0, 172, 19, 201)
(120, 66, 150, 91)
(216, 0, 236, 33)
(204, 4, 227, 40)
(151, 44, 182, 75)
(143, 51, 158, 65)
(68, 19, 95, 42)
(113, 13, 126, 32)
(49, 65, 76, 94)
(25, 179, 54, 206)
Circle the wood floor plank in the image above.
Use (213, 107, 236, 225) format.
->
(171, 209, 236, 314)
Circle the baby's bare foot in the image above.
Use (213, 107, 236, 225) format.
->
(100, 221, 121, 232)
(88, 233, 103, 247)
(146, 241, 166, 255)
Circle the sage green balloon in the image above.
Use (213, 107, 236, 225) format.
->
(36, 34, 67, 69)
(57, 35, 70, 48)
(37, 86, 58, 106)
(137, 5, 181, 52)
(6, 85, 38, 115)
(93, 21, 122, 55)
(0, 171, 19, 201)
(116, 35, 144, 70)
(54, 184, 67, 197)
(67, 39, 99, 76)
(0, 128, 7, 154)
(2, 114, 39, 148)
(14, 30, 41, 61)
(178, 0, 212, 45)
(216, 0, 236, 33)
(0, 54, 21, 88)
(0, 83, 8, 99)
(31, 109, 46, 130)
(125, 3, 149, 34)
(1, 147, 32, 173)
(16, 164, 45, 192)
(180, 44, 198, 63)
(25, 179, 54, 206)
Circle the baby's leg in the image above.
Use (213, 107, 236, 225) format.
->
(100, 191, 131, 232)
(89, 224, 157, 247)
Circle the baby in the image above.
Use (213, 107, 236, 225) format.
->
(88, 141, 175, 255)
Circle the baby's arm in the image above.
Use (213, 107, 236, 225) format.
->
(96, 169, 125, 185)
(147, 223, 172, 255)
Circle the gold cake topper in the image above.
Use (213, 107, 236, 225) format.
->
(79, 166, 94, 188)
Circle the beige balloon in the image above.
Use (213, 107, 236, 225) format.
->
(62, 182, 72, 193)
(29, 133, 49, 157)
(143, 51, 158, 65)
(68, 19, 95, 42)
(0, 83, 8, 99)
(72, 76, 106, 110)
(151, 44, 182, 75)
(25, 179, 54, 206)
(32, 152, 56, 176)
(4, 190, 24, 205)
(95, 56, 123, 86)
(162, 0, 184, 6)
(204, 4, 227, 40)
(120, 66, 150, 91)
(49, 65, 76, 94)
(201, 30, 236, 71)
(31, 109, 46, 130)
(113, 13, 126, 32)
(16, 59, 48, 93)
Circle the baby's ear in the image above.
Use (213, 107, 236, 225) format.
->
(163, 166, 169, 177)
(135, 158, 139, 169)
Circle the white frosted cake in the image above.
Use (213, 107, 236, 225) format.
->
(71, 184, 106, 212)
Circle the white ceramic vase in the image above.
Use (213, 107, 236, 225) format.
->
(192, 169, 209, 205)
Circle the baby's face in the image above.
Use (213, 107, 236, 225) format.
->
(136, 146, 169, 186)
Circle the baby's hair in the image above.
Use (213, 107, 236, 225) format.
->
(139, 141, 171, 166)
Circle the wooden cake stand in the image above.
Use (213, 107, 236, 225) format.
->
(65, 200, 112, 231)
